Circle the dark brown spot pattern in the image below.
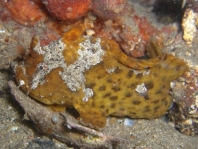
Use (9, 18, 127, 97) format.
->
(106, 78, 112, 83)
(155, 85, 165, 94)
(127, 70, 134, 78)
(125, 92, 132, 97)
(130, 112, 136, 115)
(119, 107, 125, 111)
(143, 94, 149, 100)
(85, 83, 96, 88)
(111, 86, 121, 92)
(103, 92, 111, 98)
(164, 99, 168, 106)
(155, 90, 162, 94)
(109, 96, 118, 101)
(97, 75, 102, 79)
(162, 97, 166, 102)
(143, 107, 151, 112)
(105, 109, 109, 114)
(92, 102, 95, 107)
(110, 103, 116, 108)
(154, 106, 160, 111)
(99, 85, 106, 91)
(132, 100, 141, 105)
(152, 100, 159, 104)
(136, 73, 143, 79)
(114, 67, 123, 74)
(130, 83, 138, 89)
(145, 82, 154, 90)
(100, 105, 105, 108)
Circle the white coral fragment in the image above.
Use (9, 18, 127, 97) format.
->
(82, 87, 94, 102)
(182, 9, 197, 45)
(135, 83, 147, 94)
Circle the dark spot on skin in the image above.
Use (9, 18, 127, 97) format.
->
(143, 94, 149, 100)
(99, 86, 106, 91)
(143, 107, 151, 113)
(136, 73, 143, 79)
(145, 82, 154, 90)
(111, 86, 121, 92)
(130, 83, 138, 89)
(92, 102, 95, 107)
(144, 109, 151, 113)
(163, 98, 169, 106)
(103, 92, 111, 98)
(100, 105, 105, 109)
(155, 90, 162, 94)
(106, 78, 112, 83)
(121, 98, 126, 100)
(105, 109, 109, 114)
(155, 85, 165, 94)
(125, 92, 132, 97)
(97, 75, 102, 79)
(154, 106, 160, 111)
(132, 100, 141, 105)
(86, 83, 96, 88)
(127, 70, 134, 78)
(152, 100, 159, 104)
(119, 107, 125, 111)
(162, 97, 166, 102)
(164, 100, 168, 106)
(110, 103, 116, 108)
(130, 112, 136, 115)
(114, 67, 122, 74)
(109, 96, 118, 101)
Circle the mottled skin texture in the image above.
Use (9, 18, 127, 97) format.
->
(15, 24, 188, 128)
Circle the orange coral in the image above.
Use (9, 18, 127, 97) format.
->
(42, 0, 91, 21)
(5, 0, 47, 26)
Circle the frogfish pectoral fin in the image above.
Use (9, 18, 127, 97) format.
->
(74, 104, 106, 129)
(117, 53, 165, 69)
(101, 38, 166, 70)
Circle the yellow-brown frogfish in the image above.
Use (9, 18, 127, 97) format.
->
(14, 24, 188, 128)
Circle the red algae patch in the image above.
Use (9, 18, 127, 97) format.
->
(42, 0, 91, 21)
(4, 0, 47, 26)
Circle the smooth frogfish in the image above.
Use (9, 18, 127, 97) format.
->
(14, 24, 188, 128)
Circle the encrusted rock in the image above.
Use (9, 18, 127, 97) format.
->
(182, 8, 198, 45)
